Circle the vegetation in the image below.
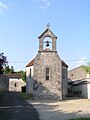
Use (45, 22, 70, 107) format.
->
(4, 66, 26, 82)
(82, 62, 90, 75)
(17, 70, 26, 82)
(0, 53, 8, 74)
(69, 118, 90, 120)
(4, 65, 14, 74)
(0, 53, 26, 81)
(20, 92, 33, 100)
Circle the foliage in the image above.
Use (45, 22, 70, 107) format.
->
(82, 62, 90, 74)
(17, 70, 26, 82)
(10, 66, 14, 73)
(4, 65, 14, 74)
(69, 118, 90, 120)
(20, 92, 33, 100)
(0, 53, 8, 74)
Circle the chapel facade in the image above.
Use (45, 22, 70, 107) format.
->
(26, 26, 68, 99)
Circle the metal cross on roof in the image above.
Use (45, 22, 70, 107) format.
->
(46, 23, 50, 28)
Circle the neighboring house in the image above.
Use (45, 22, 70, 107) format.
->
(8, 73, 26, 92)
(68, 65, 90, 99)
(26, 26, 68, 100)
(0, 74, 9, 92)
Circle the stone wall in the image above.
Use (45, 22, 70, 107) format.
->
(68, 66, 86, 80)
(0, 74, 9, 92)
(62, 66, 68, 98)
(33, 51, 62, 100)
(9, 78, 26, 92)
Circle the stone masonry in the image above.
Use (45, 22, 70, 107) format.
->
(33, 51, 62, 99)
(26, 26, 68, 100)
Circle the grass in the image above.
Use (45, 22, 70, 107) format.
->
(69, 118, 90, 120)
(20, 92, 33, 100)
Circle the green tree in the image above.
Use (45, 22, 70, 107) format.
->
(4, 65, 14, 74)
(17, 70, 26, 82)
(10, 66, 14, 73)
(4, 65, 10, 74)
(0, 53, 8, 74)
(83, 62, 90, 74)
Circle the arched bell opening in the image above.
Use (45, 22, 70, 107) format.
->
(43, 37, 52, 51)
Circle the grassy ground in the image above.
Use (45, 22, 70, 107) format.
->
(20, 92, 33, 100)
(69, 118, 90, 120)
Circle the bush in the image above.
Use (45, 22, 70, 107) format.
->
(20, 93, 33, 100)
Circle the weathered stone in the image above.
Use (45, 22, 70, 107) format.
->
(26, 26, 68, 100)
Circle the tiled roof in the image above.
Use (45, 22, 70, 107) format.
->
(7, 73, 22, 78)
(26, 59, 34, 67)
(62, 60, 68, 68)
(26, 59, 68, 68)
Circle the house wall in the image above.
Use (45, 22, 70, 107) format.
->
(9, 78, 26, 92)
(87, 83, 90, 99)
(62, 66, 68, 98)
(26, 66, 34, 95)
(79, 82, 90, 99)
(26, 66, 34, 78)
(68, 66, 86, 80)
(68, 66, 90, 99)
(81, 84, 88, 98)
(0, 74, 9, 92)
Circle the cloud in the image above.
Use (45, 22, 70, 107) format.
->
(33, 0, 51, 9)
(76, 57, 86, 67)
(0, 2, 9, 14)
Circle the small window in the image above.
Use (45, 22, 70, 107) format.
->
(46, 67, 49, 80)
(30, 68, 31, 79)
(14, 83, 17, 87)
(71, 74, 73, 76)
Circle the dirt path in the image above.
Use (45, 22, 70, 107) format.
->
(27, 99, 90, 120)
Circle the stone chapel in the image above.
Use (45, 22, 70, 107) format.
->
(26, 26, 68, 100)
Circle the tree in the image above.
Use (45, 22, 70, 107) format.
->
(0, 53, 8, 74)
(10, 66, 14, 73)
(4, 65, 14, 74)
(82, 62, 90, 75)
(4, 65, 10, 74)
(17, 70, 26, 82)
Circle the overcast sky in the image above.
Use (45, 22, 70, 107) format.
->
(0, 0, 90, 71)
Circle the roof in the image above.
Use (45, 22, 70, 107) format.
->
(69, 65, 84, 72)
(68, 79, 88, 86)
(26, 59, 68, 68)
(62, 60, 68, 68)
(38, 28, 57, 38)
(26, 59, 34, 67)
(7, 73, 22, 78)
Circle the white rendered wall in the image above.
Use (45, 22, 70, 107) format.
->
(87, 83, 90, 99)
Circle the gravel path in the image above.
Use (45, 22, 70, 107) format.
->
(27, 99, 90, 120)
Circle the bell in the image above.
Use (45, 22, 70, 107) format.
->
(46, 41, 50, 47)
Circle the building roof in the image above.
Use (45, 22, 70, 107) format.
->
(26, 59, 68, 68)
(7, 73, 22, 79)
(68, 79, 89, 86)
(69, 65, 84, 72)
(26, 59, 34, 67)
(62, 60, 68, 68)
(38, 28, 57, 38)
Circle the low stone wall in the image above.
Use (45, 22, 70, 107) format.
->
(0, 74, 9, 92)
